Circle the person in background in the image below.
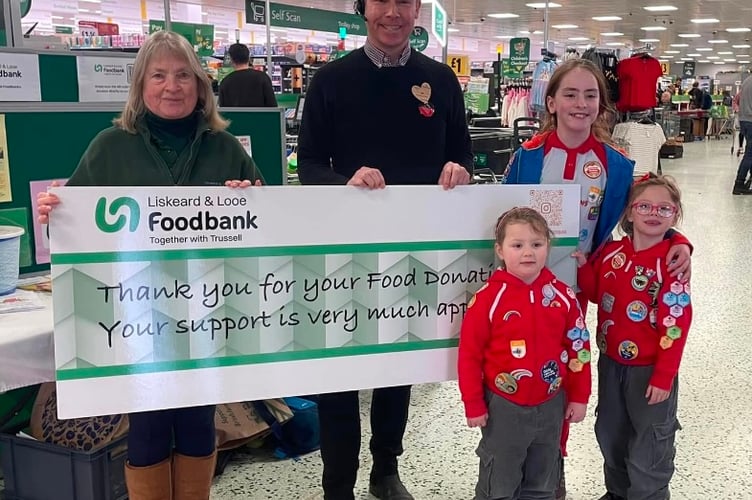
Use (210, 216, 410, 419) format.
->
(36, 30, 264, 500)
(732, 75, 752, 194)
(458, 207, 591, 500)
(296, 0, 472, 498)
(218, 42, 277, 108)
(688, 81, 703, 109)
(574, 174, 692, 500)
(504, 58, 692, 500)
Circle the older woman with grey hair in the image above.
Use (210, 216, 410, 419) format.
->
(37, 30, 264, 499)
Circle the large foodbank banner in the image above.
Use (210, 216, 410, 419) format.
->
(49, 184, 579, 418)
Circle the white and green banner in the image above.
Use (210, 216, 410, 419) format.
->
(49, 185, 579, 418)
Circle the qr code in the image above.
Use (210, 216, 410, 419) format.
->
(529, 189, 564, 227)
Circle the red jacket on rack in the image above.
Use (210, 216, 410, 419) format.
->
(616, 55, 662, 112)
(458, 268, 592, 419)
(578, 238, 692, 390)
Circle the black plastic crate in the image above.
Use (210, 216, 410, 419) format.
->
(0, 433, 127, 500)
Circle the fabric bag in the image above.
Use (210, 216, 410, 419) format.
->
(215, 399, 293, 452)
(29, 382, 129, 452)
(252, 396, 320, 459)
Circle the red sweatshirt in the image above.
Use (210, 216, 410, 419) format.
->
(458, 268, 592, 419)
(578, 238, 692, 390)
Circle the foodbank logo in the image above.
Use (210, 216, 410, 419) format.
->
(94, 64, 103, 72)
(95, 197, 140, 233)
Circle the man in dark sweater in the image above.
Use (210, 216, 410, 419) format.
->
(297, 1, 472, 499)
(218, 43, 277, 107)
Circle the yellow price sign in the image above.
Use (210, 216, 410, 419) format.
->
(660, 62, 670, 76)
(449, 55, 470, 77)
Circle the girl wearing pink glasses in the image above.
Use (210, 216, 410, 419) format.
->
(573, 173, 692, 500)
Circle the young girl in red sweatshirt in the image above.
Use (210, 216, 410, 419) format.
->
(574, 174, 692, 500)
(458, 207, 591, 500)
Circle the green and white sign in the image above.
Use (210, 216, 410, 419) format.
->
(509, 37, 531, 71)
(76, 56, 134, 102)
(502, 58, 523, 79)
(0, 52, 41, 101)
(431, 1, 447, 48)
(410, 26, 429, 52)
(49, 185, 579, 418)
(245, 1, 366, 35)
(149, 20, 215, 56)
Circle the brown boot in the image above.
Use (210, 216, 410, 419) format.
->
(125, 458, 172, 500)
(173, 450, 217, 499)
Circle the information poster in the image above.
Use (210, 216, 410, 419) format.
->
(50, 185, 579, 418)
(0, 53, 41, 102)
(76, 56, 134, 102)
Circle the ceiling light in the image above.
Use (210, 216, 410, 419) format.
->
(678, 33, 701, 38)
(708, 39, 728, 43)
(661, 55, 674, 58)
(733, 44, 751, 48)
(680, 57, 693, 61)
(696, 48, 712, 51)
(706, 56, 720, 59)
(698, 60, 710, 63)
(601, 32, 624, 36)
(724, 58, 737, 62)
(664, 50, 680, 54)
(526, 2, 562, 7)
(687, 53, 702, 56)
(639, 38, 660, 42)
(488, 13, 520, 19)
(495, 35, 514, 39)
(670, 43, 689, 47)
(593, 16, 622, 21)
(691, 18, 720, 24)
(644, 5, 677, 11)
(717, 51, 733, 54)
(714, 61, 725, 64)
(552, 24, 578, 29)
(447, 28, 460, 32)
(726, 28, 751, 33)
(569, 37, 590, 41)
(641, 26, 667, 31)
(518, 30, 531, 34)
(606, 42, 624, 46)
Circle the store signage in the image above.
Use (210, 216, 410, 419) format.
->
(660, 62, 670, 76)
(77, 56, 133, 103)
(432, 1, 447, 48)
(0, 52, 41, 101)
(502, 58, 522, 79)
(78, 20, 120, 37)
(149, 20, 215, 57)
(54, 26, 74, 35)
(48, 184, 580, 418)
(682, 61, 695, 77)
(410, 26, 429, 52)
(245, 1, 366, 35)
(449, 54, 470, 77)
(509, 37, 530, 71)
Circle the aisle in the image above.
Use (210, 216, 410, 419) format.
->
(207, 138, 752, 499)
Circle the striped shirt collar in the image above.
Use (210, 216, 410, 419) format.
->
(364, 40, 412, 67)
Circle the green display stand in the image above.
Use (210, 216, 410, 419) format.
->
(0, 104, 285, 273)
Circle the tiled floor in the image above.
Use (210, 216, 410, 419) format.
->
(3, 138, 750, 500)
(208, 138, 752, 499)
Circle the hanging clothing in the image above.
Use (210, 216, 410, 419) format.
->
(616, 55, 662, 112)
(531, 59, 558, 114)
(581, 49, 620, 105)
(612, 122, 666, 176)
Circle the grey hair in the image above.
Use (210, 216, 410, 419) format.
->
(113, 30, 228, 133)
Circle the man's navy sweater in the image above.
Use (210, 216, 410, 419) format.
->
(297, 48, 472, 185)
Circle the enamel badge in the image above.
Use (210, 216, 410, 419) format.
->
(412, 82, 435, 117)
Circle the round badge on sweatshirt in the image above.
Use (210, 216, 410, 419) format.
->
(540, 360, 559, 384)
(632, 274, 649, 291)
(548, 377, 563, 395)
(611, 252, 626, 269)
(618, 340, 639, 360)
(494, 373, 518, 394)
(583, 161, 603, 179)
(626, 300, 648, 322)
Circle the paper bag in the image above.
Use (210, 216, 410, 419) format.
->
(215, 399, 292, 451)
